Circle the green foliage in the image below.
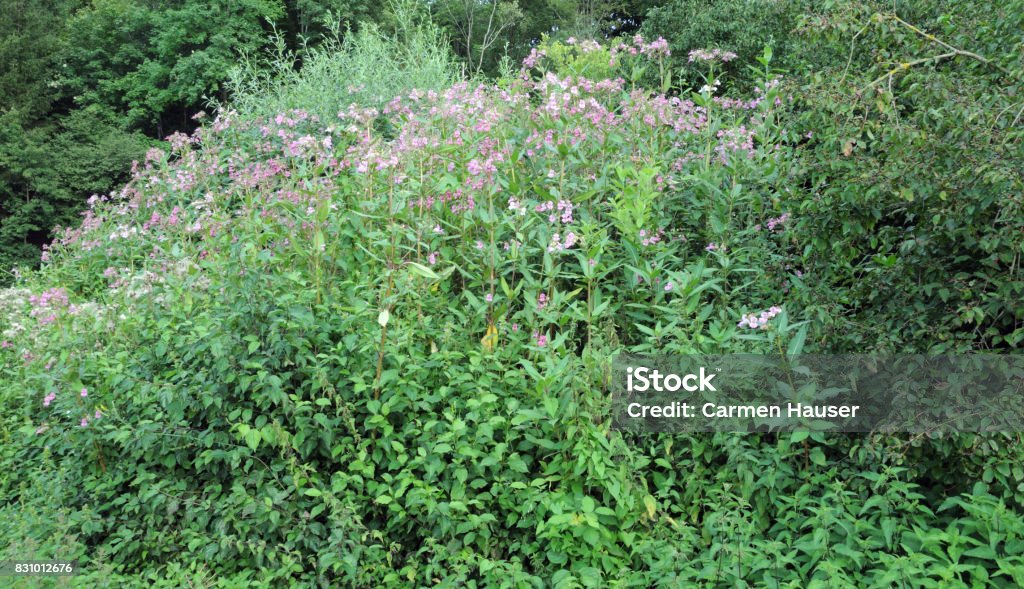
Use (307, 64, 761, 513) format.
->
(786, 0, 1024, 351)
(2, 1, 1024, 586)
(60, 0, 285, 134)
(642, 0, 804, 90)
(225, 7, 462, 122)
(0, 107, 152, 284)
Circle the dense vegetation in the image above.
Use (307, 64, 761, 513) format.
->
(1, 0, 1023, 586)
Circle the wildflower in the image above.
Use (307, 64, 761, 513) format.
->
(737, 306, 782, 329)
(81, 388, 88, 397)
(664, 282, 674, 292)
(476, 241, 484, 250)
(427, 251, 439, 265)
(43, 392, 56, 407)
(80, 418, 89, 427)
(523, 47, 546, 69)
(533, 331, 548, 347)
(433, 224, 444, 234)
(485, 293, 494, 303)
(94, 409, 102, 419)
(537, 293, 548, 311)
(765, 213, 790, 232)
(688, 48, 738, 63)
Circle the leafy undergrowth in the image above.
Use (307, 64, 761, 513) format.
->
(2, 40, 1024, 587)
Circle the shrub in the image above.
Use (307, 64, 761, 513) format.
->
(785, 0, 1024, 351)
(2, 32, 1024, 587)
(224, 7, 462, 123)
(641, 0, 804, 91)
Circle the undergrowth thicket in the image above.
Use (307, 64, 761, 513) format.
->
(2, 2, 1024, 586)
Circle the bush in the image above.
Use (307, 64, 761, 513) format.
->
(225, 7, 462, 123)
(641, 0, 804, 91)
(785, 0, 1024, 351)
(2, 29, 1024, 587)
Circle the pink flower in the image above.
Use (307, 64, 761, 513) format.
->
(664, 282, 674, 292)
(80, 418, 89, 427)
(738, 305, 783, 329)
(537, 293, 548, 311)
(81, 388, 88, 397)
(485, 293, 494, 303)
(94, 409, 102, 419)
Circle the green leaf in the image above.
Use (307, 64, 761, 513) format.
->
(809, 447, 827, 466)
(244, 429, 261, 451)
(407, 262, 440, 280)
(787, 325, 808, 357)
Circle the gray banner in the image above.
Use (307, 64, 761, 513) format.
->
(610, 355, 1024, 433)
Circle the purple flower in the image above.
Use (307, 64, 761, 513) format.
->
(81, 388, 88, 397)
(80, 418, 89, 427)
(485, 293, 494, 303)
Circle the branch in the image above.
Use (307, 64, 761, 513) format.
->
(884, 14, 1013, 78)
(861, 51, 958, 91)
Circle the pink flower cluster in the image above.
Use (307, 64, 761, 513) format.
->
(532, 331, 548, 347)
(523, 47, 546, 69)
(417, 190, 475, 215)
(764, 213, 790, 232)
(535, 200, 574, 224)
(738, 306, 782, 329)
(639, 228, 665, 247)
(29, 288, 70, 324)
(611, 35, 672, 59)
(547, 232, 578, 252)
(688, 48, 739, 63)
(715, 126, 756, 161)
